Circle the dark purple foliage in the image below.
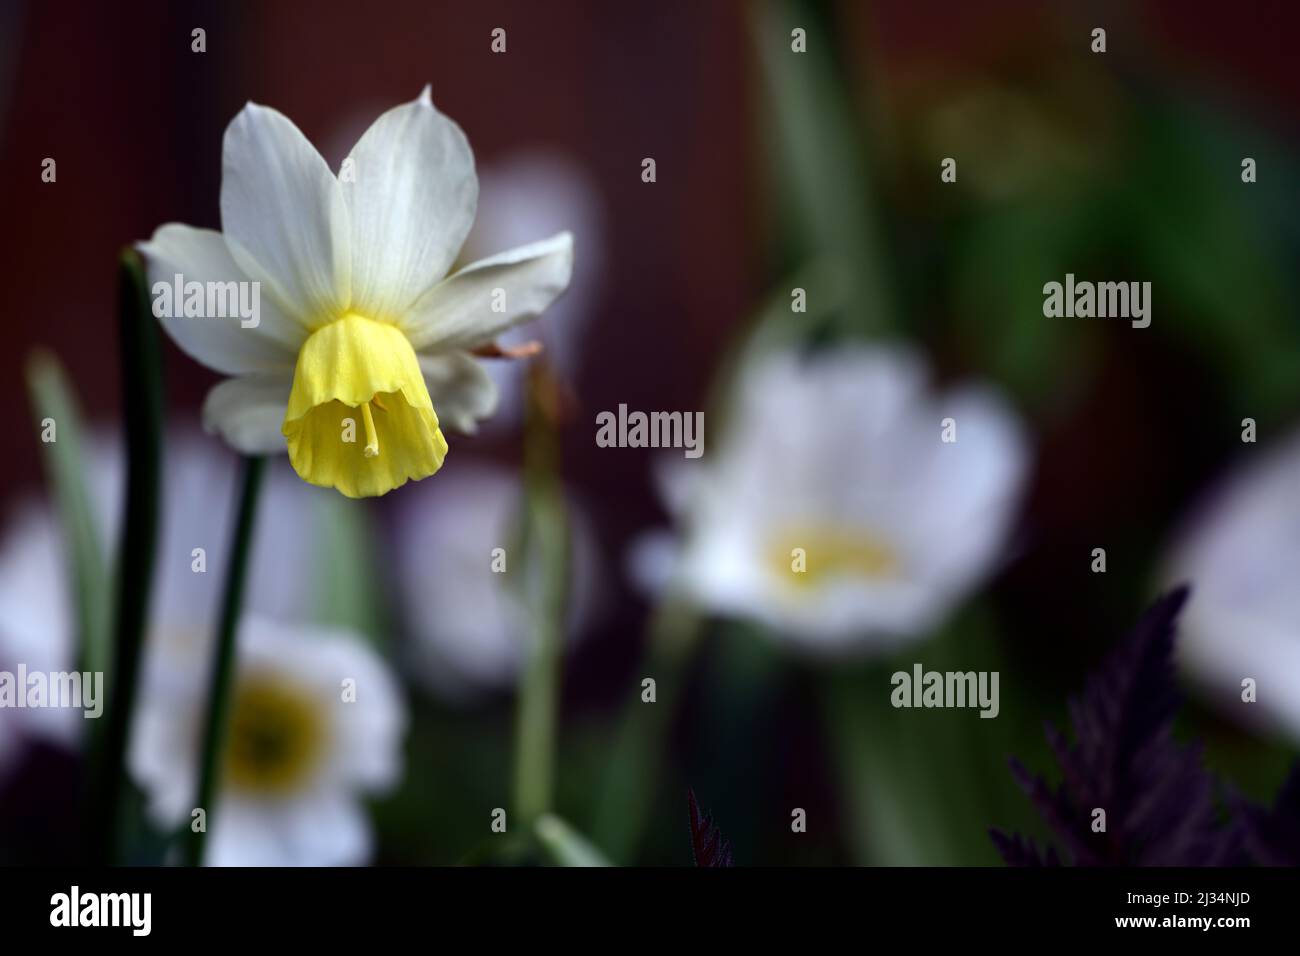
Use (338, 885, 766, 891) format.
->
(687, 789, 734, 867)
(992, 586, 1240, 866)
(988, 829, 1060, 867)
(1236, 764, 1300, 866)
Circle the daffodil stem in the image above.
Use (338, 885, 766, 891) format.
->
(514, 580, 562, 825)
(512, 368, 569, 828)
(86, 250, 163, 865)
(182, 455, 265, 867)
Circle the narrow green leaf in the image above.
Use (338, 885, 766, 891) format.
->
(534, 814, 612, 867)
(752, 0, 896, 333)
(25, 351, 109, 677)
(86, 247, 165, 864)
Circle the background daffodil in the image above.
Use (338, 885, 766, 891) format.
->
(1163, 427, 1300, 742)
(634, 346, 1031, 653)
(130, 615, 406, 866)
(139, 87, 574, 497)
(0, 431, 325, 782)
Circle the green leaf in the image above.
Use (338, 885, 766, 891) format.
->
(950, 200, 1100, 406)
(752, 0, 896, 334)
(85, 247, 165, 864)
(25, 351, 109, 677)
(1120, 104, 1300, 412)
(534, 814, 612, 867)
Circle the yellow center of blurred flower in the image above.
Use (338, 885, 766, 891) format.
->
(224, 675, 324, 795)
(282, 314, 448, 498)
(772, 526, 900, 587)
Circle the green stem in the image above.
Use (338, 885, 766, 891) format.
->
(182, 455, 265, 867)
(86, 250, 163, 865)
(511, 368, 569, 827)
(513, 575, 563, 824)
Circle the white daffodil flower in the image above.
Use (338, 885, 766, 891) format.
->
(635, 345, 1029, 654)
(1162, 427, 1300, 742)
(0, 432, 407, 865)
(0, 432, 318, 773)
(394, 462, 604, 700)
(139, 88, 574, 498)
(129, 614, 403, 867)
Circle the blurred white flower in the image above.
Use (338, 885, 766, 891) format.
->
(0, 431, 407, 864)
(129, 615, 403, 867)
(0, 502, 76, 769)
(1162, 428, 1300, 741)
(139, 88, 574, 497)
(0, 432, 316, 773)
(463, 152, 604, 430)
(394, 461, 603, 700)
(634, 345, 1029, 655)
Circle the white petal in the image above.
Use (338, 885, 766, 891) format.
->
(314, 640, 406, 794)
(624, 528, 681, 597)
(201, 375, 292, 454)
(418, 351, 498, 433)
(128, 685, 199, 825)
(138, 225, 302, 374)
(342, 87, 477, 319)
(235, 617, 406, 794)
(401, 232, 573, 351)
(203, 798, 283, 867)
(1162, 427, 1300, 742)
(221, 103, 351, 323)
(203, 791, 370, 867)
(906, 384, 1029, 589)
(661, 345, 1030, 653)
(1178, 601, 1300, 740)
(278, 790, 372, 866)
(465, 152, 605, 380)
(203, 794, 370, 867)
(0, 504, 80, 766)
